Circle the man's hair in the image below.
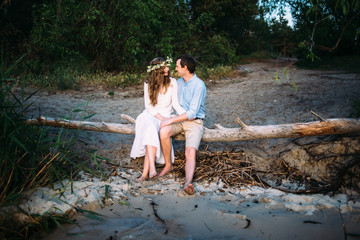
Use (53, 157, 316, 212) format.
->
(176, 55, 196, 74)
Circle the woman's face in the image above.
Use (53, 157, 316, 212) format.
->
(163, 66, 169, 76)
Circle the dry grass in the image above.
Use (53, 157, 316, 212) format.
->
(173, 150, 260, 189)
(129, 148, 360, 194)
(130, 149, 262, 189)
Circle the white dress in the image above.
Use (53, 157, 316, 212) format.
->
(130, 77, 185, 164)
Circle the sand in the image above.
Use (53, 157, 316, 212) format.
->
(39, 195, 360, 240)
(19, 59, 360, 239)
(28, 171, 360, 239)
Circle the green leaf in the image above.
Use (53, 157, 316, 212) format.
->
(67, 233, 85, 237)
(9, 134, 28, 152)
(40, 215, 49, 231)
(105, 184, 110, 199)
(82, 113, 96, 120)
(275, 72, 279, 83)
(75, 207, 105, 222)
(46, 212, 65, 230)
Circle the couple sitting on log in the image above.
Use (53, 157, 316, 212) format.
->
(130, 55, 206, 195)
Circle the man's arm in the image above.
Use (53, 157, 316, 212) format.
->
(160, 112, 191, 128)
(184, 81, 206, 120)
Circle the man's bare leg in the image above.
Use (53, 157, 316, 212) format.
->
(159, 126, 174, 176)
(184, 147, 196, 186)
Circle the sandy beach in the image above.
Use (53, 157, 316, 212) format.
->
(19, 59, 360, 239)
(27, 171, 360, 239)
(41, 195, 360, 240)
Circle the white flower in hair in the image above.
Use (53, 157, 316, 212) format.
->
(147, 56, 172, 73)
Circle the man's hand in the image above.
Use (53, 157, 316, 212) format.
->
(160, 112, 189, 128)
(160, 118, 173, 128)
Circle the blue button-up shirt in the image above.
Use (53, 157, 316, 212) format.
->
(177, 74, 206, 120)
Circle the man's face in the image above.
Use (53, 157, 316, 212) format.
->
(175, 59, 186, 77)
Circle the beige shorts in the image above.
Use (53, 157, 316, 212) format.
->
(172, 119, 204, 150)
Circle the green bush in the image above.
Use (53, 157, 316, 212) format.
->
(197, 34, 238, 66)
(197, 65, 239, 81)
(80, 71, 145, 89)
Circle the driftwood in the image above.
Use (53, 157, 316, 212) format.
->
(25, 113, 360, 141)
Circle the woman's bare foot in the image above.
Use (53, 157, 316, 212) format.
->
(158, 165, 173, 177)
(149, 172, 158, 179)
(184, 184, 195, 195)
(136, 176, 148, 183)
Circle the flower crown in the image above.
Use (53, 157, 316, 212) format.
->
(147, 57, 172, 73)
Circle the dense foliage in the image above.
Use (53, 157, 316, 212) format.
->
(1, 0, 359, 81)
(23, 0, 259, 72)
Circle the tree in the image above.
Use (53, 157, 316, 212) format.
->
(0, 0, 33, 61)
(26, 0, 202, 72)
(262, 0, 360, 59)
(190, 0, 259, 62)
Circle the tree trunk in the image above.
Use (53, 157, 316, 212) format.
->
(25, 115, 360, 142)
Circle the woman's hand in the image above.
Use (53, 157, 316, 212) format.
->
(154, 113, 167, 121)
(160, 112, 188, 128)
(160, 118, 173, 128)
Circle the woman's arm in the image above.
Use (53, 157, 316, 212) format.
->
(154, 113, 168, 121)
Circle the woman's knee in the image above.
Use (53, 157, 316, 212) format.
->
(160, 126, 172, 139)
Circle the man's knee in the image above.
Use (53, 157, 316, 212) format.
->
(160, 125, 173, 139)
(185, 147, 197, 160)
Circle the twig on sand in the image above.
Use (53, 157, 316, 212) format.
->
(204, 222, 213, 232)
(338, 206, 347, 240)
(150, 200, 168, 234)
(303, 220, 322, 224)
(244, 219, 251, 229)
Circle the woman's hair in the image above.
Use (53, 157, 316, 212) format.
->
(147, 57, 171, 106)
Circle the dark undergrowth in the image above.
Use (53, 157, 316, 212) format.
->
(295, 55, 360, 74)
(0, 57, 108, 239)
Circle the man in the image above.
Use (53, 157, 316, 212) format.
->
(159, 54, 206, 195)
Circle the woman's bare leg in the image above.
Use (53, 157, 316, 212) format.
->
(136, 151, 150, 182)
(136, 145, 158, 182)
(159, 126, 174, 176)
(146, 145, 157, 178)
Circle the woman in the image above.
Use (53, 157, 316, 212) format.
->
(130, 57, 185, 182)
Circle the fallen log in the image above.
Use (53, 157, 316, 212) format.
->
(25, 114, 360, 142)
